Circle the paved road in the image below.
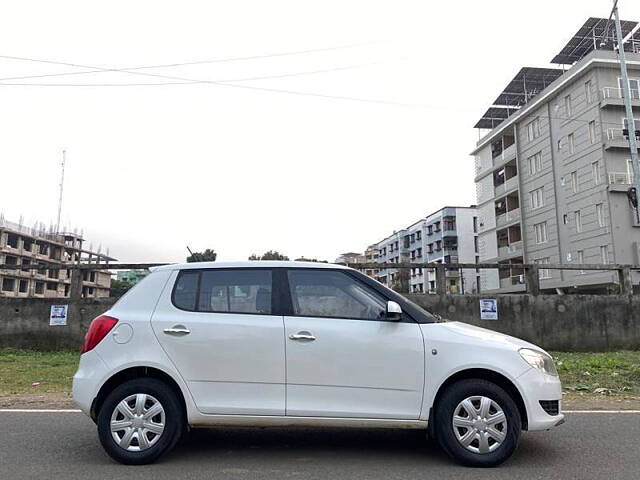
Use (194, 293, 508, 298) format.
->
(1, 412, 638, 479)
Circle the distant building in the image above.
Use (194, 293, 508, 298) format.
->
(0, 217, 114, 298)
(363, 244, 379, 278)
(334, 252, 366, 264)
(372, 206, 479, 294)
(116, 269, 149, 286)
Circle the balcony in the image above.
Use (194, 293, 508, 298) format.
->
(499, 274, 525, 289)
(496, 207, 520, 228)
(498, 241, 523, 258)
(605, 128, 639, 150)
(601, 87, 640, 108)
(608, 171, 635, 192)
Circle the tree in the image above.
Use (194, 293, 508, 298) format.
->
(248, 250, 289, 261)
(186, 248, 217, 263)
(109, 279, 132, 298)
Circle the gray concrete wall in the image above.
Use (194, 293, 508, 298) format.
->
(0, 297, 116, 350)
(407, 294, 640, 351)
(0, 295, 638, 351)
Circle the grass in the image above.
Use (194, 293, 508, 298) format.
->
(551, 351, 640, 396)
(0, 348, 79, 395)
(0, 348, 639, 397)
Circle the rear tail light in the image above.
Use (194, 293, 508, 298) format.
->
(81, 315, 118, 353)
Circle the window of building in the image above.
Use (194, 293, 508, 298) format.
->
(557, 138, 563, 151)
(434, 222, 441, 232)
(2, 278, 15, 292)
(534, 222, 548, 244)
(528, 152, 543, 175)
(585, 80, 593, 104)
(588, 121, 596, 144)
(435, 240, 442, 251)
(618, 77, 640, 99)
(577, 250, 585, 274)
(575, 210, 582, 233)
(46, 282, 57, 291)
(600, 245, 609, 264)
(564, 94, 572, 117)
(596, 203, 605, 227)
(7, 234, 18, 248)
(592, 160, 601, 185)
(527, 117, 541, 141)
(563, 214, 568, 225)
(34, 282, 44, 294)
(535, 258, 551, 279)
(568, 132, 575, 154)
(289, 270, 386, 320)
(530, 187, 544, 209)
(473, 216, 478, 233)
(474, 236, 479, 253)
(18, 280, 28, 293)
(570, 171, 578, 193)
(417, 248, 423, 258)
(4, 255, 17, 265)
(427, 243, 434, 254)
(427, 225, 433, 235)
(416, 231, 421, 241)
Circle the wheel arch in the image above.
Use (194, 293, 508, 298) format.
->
(429, 368, 528, 432)
(90, 366, 187, 423)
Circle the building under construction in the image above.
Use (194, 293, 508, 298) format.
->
(0, 217, 115, 298)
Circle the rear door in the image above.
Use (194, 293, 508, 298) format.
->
(283, 269, 425, 419)
(151, 268, 285, 415)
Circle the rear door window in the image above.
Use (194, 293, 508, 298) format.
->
(172, 269, 273, 314)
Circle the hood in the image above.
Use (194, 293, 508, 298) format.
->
(438, 321, 544, 352)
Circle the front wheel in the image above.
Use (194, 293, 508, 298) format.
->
(434, 379, 521, 467)
(97, 378, 185, 465)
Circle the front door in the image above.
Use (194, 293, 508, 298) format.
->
(283, 269, 425, 419)
(152, 268, 285, 415)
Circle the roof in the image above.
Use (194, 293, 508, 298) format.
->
(151, 261, 350, 272)
(551, 17, 638, 65)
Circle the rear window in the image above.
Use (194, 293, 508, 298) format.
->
(172, 269, 272, 314)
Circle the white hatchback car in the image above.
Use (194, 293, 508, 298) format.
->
(73, 261, 564, 467)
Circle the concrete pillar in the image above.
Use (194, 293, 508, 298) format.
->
(69, 269, 83, 300)
(525, 265, 540, 295)
(618, 266, 633, 295)
(435, 264, 446, 295)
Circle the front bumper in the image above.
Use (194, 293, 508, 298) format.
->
(72, 350, 109, 417)
(517, 367, 565, 431)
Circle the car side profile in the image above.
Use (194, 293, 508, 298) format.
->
(73, 261, 564, 467)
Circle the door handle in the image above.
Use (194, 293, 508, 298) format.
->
(163, 325, 191, 336)
(289, 331, 316, 341)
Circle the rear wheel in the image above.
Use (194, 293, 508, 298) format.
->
(97, 378, 184, 465)
(434, 379, 521, 467)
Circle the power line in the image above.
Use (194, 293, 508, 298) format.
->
(0, 52, 429, 108)
(0, 42, 375, 82)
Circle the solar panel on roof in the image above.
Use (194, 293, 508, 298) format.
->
(474, 106, 520, 129)
(551, 17, 638, 64)
(492, 67, 564, 107)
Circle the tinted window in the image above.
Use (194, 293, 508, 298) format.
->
(173, 271, 199, 310)
(198, 270, 272, 314)
(288, 270, 386, 320)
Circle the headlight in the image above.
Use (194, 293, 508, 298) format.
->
(519, 348, 558, 376)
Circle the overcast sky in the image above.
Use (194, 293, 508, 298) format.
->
(1, 0, 639, 263)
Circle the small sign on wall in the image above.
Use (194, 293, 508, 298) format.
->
(479, 299, 498, 320)
(49, 305, 68, 326)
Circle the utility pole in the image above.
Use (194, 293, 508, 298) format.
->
(613, 1, 640, 222)
(56, 149, 66, 233)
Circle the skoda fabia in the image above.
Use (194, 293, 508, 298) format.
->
(73, 261, 563, 467)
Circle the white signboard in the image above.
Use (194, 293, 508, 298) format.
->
(49, 305, 68, 326)
(479, 299, 498, 320)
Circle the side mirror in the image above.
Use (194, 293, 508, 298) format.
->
(385, 300, 402, 321)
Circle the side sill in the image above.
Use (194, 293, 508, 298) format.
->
(189, 415, 428, 430)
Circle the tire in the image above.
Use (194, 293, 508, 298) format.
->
(97, 378, 185, 465)
(434, 379, 521, 467)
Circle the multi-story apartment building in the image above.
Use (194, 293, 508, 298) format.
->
(472, 17, 640, 293)
(373, 206, 479, 294)
(0, 218, 114, 298)
(363, 244, 379, 278)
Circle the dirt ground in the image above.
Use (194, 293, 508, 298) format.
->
(2, 392, 639, 411)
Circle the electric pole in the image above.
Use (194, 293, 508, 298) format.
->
(613, 1, 640, 222)
(56, 149, 66, 233)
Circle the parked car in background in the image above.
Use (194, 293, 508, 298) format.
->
(73, 261, 564, 467)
